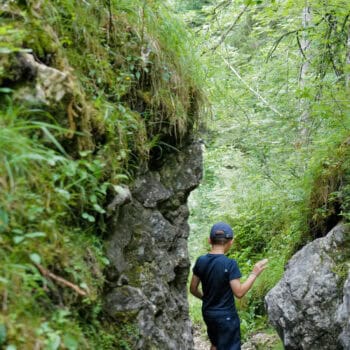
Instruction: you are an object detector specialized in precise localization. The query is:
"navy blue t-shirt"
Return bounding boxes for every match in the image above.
[193,254,241,314]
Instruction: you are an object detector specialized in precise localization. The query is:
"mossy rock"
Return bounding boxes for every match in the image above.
[307,140,350,239]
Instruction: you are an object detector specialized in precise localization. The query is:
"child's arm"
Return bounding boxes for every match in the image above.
[230,259,268,299]
[230,275,257,299]
[189,274,203,300]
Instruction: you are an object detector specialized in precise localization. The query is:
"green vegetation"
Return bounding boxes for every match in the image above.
[1,0,350,347]
[183,0,350,342]
[0,0,203,348]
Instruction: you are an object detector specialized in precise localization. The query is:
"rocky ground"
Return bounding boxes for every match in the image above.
[193,327,210,350]
[193,327,282,350]
[241,333,282,350]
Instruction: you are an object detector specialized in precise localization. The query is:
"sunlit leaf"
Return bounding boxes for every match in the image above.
[29,253,42,265]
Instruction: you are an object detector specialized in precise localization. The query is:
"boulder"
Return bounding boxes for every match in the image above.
[337,271,350,348]
[265,223,350,350]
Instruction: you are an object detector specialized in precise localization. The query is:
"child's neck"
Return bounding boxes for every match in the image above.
[210,245,226,254]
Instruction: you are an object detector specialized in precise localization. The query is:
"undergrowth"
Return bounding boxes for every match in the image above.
[0,101,110,348]
[185,0,350,342]
[0,0,204,348]
[189,135,350,342]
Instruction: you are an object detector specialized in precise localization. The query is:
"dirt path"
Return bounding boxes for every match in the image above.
[193,327,282,350]
[193,326,210,350]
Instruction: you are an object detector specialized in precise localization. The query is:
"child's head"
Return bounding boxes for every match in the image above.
[209,222,234,246]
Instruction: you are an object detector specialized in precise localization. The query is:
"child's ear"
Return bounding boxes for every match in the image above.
[208,237,212,245]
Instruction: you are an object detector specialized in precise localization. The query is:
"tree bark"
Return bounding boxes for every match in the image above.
[298,5,312,143]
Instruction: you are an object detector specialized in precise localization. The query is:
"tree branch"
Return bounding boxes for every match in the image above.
[34,263,88,297]
[220,54,283,117]
[266,29,299,61]
[296,32,307,60]
[105,0,113,44]
[266,19,324,62]
[213,0,232,15]
[2,289,8,312]
[210,4,250,53]
[341,13,349,32]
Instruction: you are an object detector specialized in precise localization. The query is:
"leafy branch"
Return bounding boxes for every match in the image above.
[266,19,325,62]
[220,53,283,117]
[209,3,250,53]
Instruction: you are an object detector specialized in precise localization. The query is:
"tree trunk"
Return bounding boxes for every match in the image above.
[346,23,350,88]
[299,5,312,142]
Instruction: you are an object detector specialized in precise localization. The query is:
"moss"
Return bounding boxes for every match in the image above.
[22,22,58,63]
[86,320,139,350]
[306,140,350,239]
[125,264,143,287]
[329,227,350,290]
[0,0,204,348]
[0,54,17,84]
[332,262,350,289]
[111,310,139,323]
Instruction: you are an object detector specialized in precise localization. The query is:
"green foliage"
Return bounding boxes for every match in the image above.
[0,0,204,348]
[185,0,350,342]
[41,0,205,148]
[0,24,27,54]
[0,101,111,348]
[86,321,140,350]
[174,0,214,11]
[188,292,206,328]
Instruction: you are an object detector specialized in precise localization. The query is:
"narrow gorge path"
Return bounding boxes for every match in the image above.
[193,326,282,350]
[193,327,210,350]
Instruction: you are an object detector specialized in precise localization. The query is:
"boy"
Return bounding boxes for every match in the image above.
[190,222,268,350]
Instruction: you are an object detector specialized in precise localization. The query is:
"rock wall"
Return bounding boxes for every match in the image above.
[104,142,203,349]
[2,52,202,348]
[265,223,350,350]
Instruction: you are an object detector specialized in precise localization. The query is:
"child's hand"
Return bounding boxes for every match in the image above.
[252,258,268,277]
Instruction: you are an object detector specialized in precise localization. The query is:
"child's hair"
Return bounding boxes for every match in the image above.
[210,237,231,245]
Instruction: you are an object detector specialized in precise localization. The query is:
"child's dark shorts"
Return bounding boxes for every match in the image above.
[203,310,241,350]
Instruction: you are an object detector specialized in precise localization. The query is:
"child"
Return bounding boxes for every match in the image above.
[190,222,268,350]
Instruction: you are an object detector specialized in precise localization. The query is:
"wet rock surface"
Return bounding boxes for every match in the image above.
[265,223,350,350]
[105,142,203,349]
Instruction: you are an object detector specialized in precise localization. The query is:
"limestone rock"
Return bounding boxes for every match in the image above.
[13,53,73,105]
[106,185,132,214]
[105,142,203,349]
[337,271,350,348]
[104,285,148,321]
[133,172,172,208]
[265,223,350,350]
